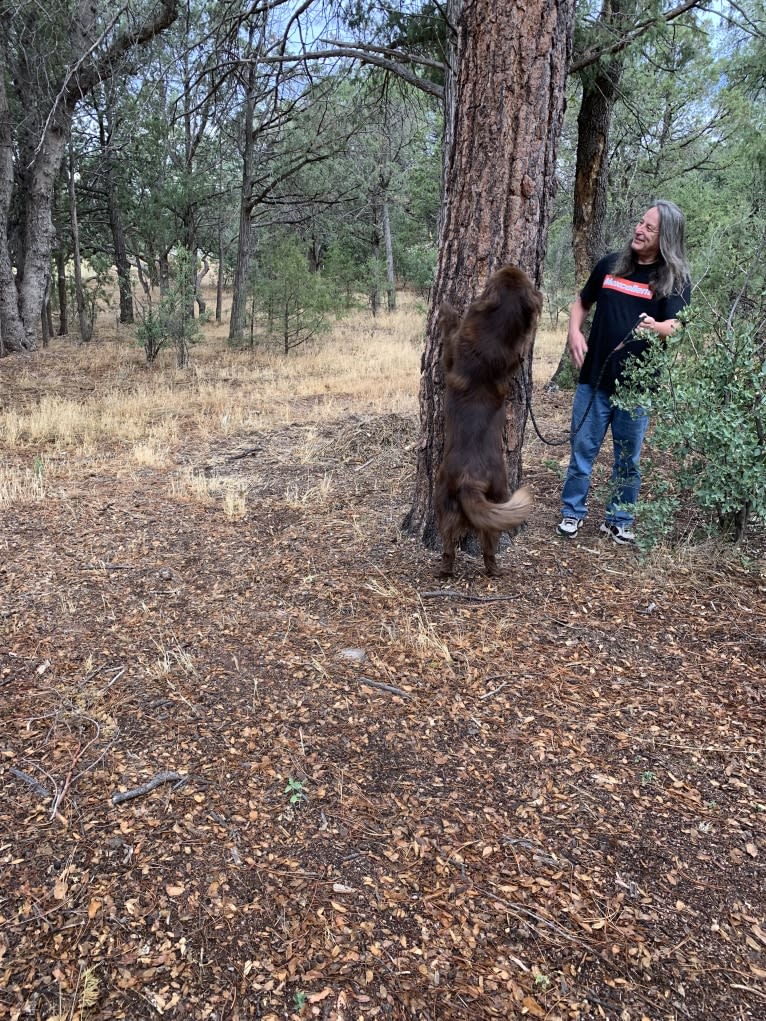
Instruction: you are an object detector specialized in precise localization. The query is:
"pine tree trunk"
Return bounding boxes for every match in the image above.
[68,145,93,344]
[403,0,575,545]
[383,194,396,312]
[56,248,68,335]
[216,231,224,324]
[229,38,260,345]
[100,99,134,325]
[549,0,635,388]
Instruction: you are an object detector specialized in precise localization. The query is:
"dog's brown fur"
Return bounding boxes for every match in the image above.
[435,265,543,577]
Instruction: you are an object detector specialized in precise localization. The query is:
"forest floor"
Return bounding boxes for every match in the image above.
[1,299,764,1021]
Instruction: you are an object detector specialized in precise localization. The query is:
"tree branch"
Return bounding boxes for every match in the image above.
[570,0,705,74]
[260,44,445,100]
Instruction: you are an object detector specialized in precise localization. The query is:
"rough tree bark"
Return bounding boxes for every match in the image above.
[382,188,396,312]
[56,247,68,335]
[195,256,210,315]
[229,18,267,345]
[403,0,575,546]
[548,0,637,388]
[68,144,93,343]
[229,74,258,344]
[99,96,135,324]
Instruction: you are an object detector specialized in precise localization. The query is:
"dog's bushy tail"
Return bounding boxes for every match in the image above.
[459,485,532,532]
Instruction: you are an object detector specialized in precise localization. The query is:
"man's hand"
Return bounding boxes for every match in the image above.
[568,328,588,369]
[637,312,679,338]
[567,296,590,369]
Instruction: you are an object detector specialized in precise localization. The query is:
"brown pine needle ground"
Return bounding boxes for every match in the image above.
[1,291,764,1021]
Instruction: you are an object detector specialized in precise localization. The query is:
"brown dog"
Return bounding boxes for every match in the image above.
[435,265,542,577]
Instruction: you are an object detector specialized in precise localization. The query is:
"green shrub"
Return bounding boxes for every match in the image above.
[614,306,766,547]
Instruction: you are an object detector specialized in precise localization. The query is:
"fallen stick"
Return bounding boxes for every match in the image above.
[112,771,186,806]
[479,681,509,700]
[420,590,517,603]
[228,446,263,461]
[9,766,50,799]
[358,677,412,699]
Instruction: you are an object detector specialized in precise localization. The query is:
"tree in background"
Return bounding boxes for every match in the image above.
[0,0,177,353]
[251,236,342,353]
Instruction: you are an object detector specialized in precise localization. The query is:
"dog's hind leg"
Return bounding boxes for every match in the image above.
[438,535,457,577]
[479,530,502,576]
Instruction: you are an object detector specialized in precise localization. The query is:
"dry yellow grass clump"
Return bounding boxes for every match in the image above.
[0,291,566,509]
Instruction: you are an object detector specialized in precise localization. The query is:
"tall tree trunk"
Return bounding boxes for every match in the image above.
[216,231,224,324]
[0,72,21,351]
[159,252,170,295]
[229,80,257,344]
[68,145,93,343]
[403,0,575,546]
[101,100,134,324]
[0,72,68,352]
[549,0,636,387]
[0,0,177,355]
[56,247,68,334]
[382,192,396,311]
[133,248,153,308]
[369,187,382,316]
[41,275,51,348]
[228,17,266,345]
[195,256,209,315]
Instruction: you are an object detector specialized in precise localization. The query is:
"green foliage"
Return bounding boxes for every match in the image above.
[397,242,436,297]
[293,990,307,1010]
[252,239,342,354]
[550,355,578,392]
[284,778,307,805]
[614,306,766,547]
[135,308,169,365]
[136,248,204,366]
[322,244,368,309]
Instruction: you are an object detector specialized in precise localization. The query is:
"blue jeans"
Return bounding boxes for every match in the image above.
[560,384,649,526]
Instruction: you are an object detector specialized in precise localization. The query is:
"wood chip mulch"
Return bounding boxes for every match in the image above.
[1,352,764,1021]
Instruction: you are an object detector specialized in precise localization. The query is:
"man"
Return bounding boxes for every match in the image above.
[557,200,691,544]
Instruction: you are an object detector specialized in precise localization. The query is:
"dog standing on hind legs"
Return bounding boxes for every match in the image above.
[435,265,543,578]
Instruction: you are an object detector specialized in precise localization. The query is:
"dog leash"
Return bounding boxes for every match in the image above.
[520,322,644,447]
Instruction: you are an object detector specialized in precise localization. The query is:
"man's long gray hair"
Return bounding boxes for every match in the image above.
[613,199,690,298]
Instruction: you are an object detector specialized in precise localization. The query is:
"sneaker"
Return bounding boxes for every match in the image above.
[557,516,583,538]
[600,522,635,545]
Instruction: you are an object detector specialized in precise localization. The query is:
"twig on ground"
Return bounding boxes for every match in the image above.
[358,677,412,699]
[81,563,136,571]
[480,681,509,700]
[112,771,186,805]
[50,723,103,820]
[228,446,263,461]
[9,766,50,799]
[482,886,599,951]
[354,455,379,473]
[420,590,517,603]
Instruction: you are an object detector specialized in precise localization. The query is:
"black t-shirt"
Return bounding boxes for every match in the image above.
[578,254,691,394]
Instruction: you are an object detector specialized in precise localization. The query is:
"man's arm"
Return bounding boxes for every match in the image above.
[637,313,680,338]
[567,296,591,369]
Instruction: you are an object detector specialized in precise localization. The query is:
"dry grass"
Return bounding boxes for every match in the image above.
[0,293,432,458]
[0,288,566,475]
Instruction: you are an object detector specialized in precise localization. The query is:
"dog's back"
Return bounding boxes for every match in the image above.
[436,266,542,577]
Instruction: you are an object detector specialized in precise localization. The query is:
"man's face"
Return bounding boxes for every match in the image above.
[631,206,661,264]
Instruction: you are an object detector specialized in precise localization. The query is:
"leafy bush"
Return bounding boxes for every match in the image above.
[397,242,436,298]
[253,238,342,353]
[135,248,204,367]
[614,306,766,547]
[135,308,168,364]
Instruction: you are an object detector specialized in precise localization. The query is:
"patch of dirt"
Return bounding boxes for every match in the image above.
[1,343,764,1021]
